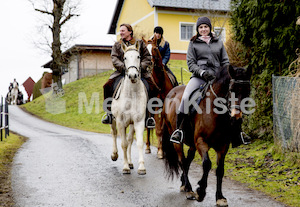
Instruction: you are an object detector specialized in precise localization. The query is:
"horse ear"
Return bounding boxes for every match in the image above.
[228,65,236,79]
[121,42,127,52]
[135,41,140,51]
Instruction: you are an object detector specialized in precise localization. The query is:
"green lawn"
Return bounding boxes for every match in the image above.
[0,131,27,206]
[21,60,299,207]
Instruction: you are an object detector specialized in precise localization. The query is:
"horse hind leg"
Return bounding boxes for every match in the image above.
[145,128,151,154]
[215,152,228,207]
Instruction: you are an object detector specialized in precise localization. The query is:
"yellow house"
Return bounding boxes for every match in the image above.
[108,0,231,59]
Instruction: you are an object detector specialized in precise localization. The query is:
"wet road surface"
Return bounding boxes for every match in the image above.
[9,106,287,207]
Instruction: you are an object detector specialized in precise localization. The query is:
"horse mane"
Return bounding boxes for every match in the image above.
[214,65,231,93]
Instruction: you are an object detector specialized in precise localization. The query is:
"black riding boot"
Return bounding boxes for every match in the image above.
[231,118,251,148]
[102,113,112,124]
[170,112,187,144]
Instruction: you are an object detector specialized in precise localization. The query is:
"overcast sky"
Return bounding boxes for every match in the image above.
[0,0,117,100]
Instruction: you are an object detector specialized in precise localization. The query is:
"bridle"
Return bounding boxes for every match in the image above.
[124,48,141,77]
[209,78,251,114]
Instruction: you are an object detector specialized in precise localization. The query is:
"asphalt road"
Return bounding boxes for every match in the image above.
[9,105,287,207]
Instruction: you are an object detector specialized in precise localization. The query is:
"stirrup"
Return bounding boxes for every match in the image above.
[170,129,183,144]
[101,113,112,124]
[240,132,251,145]
[146,117,156,129]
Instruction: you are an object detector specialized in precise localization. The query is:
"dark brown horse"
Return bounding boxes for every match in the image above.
[144,36,178,158]
[161,65,251,206]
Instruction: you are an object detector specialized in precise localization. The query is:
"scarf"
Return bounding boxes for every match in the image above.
[199,36,211,44]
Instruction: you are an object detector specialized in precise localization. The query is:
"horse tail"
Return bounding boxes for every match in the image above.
[162,120,180,179]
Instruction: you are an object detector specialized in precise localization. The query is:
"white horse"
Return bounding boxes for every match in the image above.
[11,81,19,105]
[110,42,148,175]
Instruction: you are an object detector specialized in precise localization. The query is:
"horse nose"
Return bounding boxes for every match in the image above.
[231,109,242,119]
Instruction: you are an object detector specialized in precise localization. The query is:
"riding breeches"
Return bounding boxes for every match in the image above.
[178,77,206,114]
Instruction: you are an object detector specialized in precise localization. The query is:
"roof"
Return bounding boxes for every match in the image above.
[22,77,35,98]
[42,44,112,68]
[108,0,231,34]
[147,0,231,11]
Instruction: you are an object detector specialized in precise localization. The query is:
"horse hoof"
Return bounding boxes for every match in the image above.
[216,198,228,207]
[180,186,185,192]
[137,169,146,175]
[122,169,131,174]
[157,152,163,159]
[111,153,118,161]
[196,188,206,202]
[145,148,151,154]
[129,163,134,169]
[185,191,196,200]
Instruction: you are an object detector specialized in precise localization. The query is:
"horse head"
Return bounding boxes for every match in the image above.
[122,42,141,83]
[227,65,252,120]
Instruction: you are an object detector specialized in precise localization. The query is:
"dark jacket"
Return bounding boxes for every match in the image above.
[110,37,152,79]
[157,38,171,65]
[187,34,229,78]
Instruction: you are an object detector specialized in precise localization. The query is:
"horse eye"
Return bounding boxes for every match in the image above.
[138,56,140,59]
[124,57,127,60]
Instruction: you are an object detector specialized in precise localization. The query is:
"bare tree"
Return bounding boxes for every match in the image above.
[29,0,80,90]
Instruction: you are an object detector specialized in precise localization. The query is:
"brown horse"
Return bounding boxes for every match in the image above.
[161,65,251,206]
[144,36,178,158]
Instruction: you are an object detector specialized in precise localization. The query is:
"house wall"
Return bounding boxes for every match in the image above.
[62,50,113,85]
[117,0,154,39]
[62,56,78,85]
[78,51,113,79]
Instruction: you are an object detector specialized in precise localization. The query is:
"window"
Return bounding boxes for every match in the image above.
[180,23,195,41]
[214,27,226,42]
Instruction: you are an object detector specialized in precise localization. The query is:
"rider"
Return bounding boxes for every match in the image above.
[170,16,229,144]
[102,23,157,128]
[151,26,178,85]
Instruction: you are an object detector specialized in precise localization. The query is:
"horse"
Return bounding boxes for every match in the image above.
[161,65,251,206]
[144,35,178,158]
[110,41,148,175]
[11,80,19,105]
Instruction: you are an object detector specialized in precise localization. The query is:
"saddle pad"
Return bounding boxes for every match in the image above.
[112,78,149,101]
[112,78,124,100]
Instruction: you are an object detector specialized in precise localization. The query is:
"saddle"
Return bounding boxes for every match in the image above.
[166,71,179,87]
[188,82,210,115]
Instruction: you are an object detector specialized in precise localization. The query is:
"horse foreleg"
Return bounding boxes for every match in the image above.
[111,120,118,161]
[154,113,164,159]
[179,147,196,200]
[119,124,130,174]
[196,151,211,202]
[135,122,146,175]
[215,151,228,207]
[127,125,134,169]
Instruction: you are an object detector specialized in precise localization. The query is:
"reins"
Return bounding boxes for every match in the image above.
[209,78,251,113]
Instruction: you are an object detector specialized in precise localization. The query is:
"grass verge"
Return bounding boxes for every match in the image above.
[0,131,27,207]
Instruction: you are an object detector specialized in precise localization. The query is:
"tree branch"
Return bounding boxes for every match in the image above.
[34,8,53,16]
[60,13,79,26]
